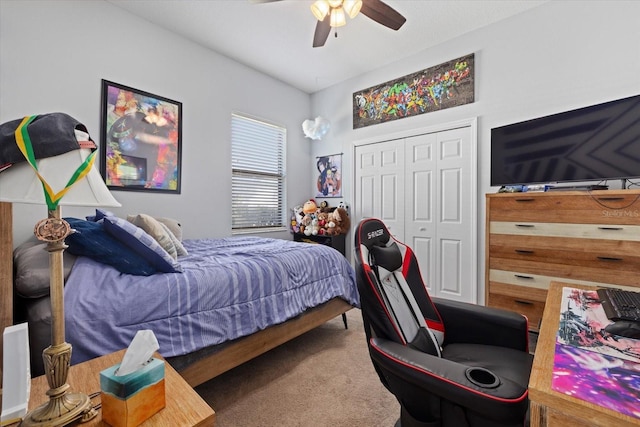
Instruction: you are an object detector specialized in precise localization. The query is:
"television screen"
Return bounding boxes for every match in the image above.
[491,94,640,187]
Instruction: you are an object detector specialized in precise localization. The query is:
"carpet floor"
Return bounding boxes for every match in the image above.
[194,308,538,427]
[194,308,400,427]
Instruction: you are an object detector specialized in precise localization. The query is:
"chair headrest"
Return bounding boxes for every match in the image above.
[370,242,403,272]
[356,218,391,249]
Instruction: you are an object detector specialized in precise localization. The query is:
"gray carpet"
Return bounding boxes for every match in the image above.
[194,308,538,426]
[194,308,400,427]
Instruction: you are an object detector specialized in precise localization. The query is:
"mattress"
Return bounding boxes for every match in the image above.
[64,236,359,364]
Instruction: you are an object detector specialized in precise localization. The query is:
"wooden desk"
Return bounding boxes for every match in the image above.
[529,282,640,427]
[25,350,215,427]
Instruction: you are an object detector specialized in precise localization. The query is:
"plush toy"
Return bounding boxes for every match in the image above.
[293,205,305,224]
[327,207,350,235]
[303,199,317,215]
[310,217,320,236]
[317,211,328,228]
[300,213,312,235]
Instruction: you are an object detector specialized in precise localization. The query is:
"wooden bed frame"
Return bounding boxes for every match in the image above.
[0,201,353,389]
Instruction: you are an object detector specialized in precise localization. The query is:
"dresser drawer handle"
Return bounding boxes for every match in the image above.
[515,249,534,254]
[597,256,623,262]
[515,224,534,228]
[514,274,534,280]
[596,197,626,201]
[514,198,535,202]
[598,226,623,231]
[514,300,534,306]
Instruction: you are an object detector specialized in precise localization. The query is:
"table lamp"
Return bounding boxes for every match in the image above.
[0,114,121,426]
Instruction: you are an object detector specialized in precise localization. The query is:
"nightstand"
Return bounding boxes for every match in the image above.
[293,233,346,257]
[23,349,215,427]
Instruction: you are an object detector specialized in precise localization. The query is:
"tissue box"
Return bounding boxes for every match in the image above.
[100,358,166,427]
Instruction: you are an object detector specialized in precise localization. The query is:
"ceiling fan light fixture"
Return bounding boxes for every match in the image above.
[327,0,343,8]
[343,0,362,19]
[311,0,330,21]
[330,7,346,27]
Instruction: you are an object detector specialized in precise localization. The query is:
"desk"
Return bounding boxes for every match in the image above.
[24,350,215,427]
[529,282,640,427]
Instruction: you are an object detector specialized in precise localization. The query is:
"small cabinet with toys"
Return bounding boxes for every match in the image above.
[293,233,346,257]
[290,199,350,257]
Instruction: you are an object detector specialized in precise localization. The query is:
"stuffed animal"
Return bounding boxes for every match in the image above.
[303,199,317,215]
[327,207,350,235]
[317,211,329,228]
[300,213,312,235]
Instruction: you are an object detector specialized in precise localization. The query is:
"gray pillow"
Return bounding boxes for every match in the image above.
[14,239,77,299]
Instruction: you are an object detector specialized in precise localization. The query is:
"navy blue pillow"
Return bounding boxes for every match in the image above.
[64,218,158,276]
[85,208,114,222]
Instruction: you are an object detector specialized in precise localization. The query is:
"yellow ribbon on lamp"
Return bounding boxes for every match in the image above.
[14,115,96,210]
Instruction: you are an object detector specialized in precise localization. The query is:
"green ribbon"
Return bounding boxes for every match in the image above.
[14,115,96,210]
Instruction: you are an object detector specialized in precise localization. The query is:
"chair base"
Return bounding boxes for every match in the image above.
[397,406,440,427]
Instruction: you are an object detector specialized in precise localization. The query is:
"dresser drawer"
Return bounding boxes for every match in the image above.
[490,255,640,286]
[487,284,546,331]
[488,192,640,224]
[489,221,640,241]
[488,234,640,268]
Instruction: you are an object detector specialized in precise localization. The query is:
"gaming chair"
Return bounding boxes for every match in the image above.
[354,218,533,427]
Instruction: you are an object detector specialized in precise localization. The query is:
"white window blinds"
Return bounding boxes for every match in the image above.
[231,113,286,232]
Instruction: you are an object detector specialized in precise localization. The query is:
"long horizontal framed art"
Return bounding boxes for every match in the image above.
[353,53,474,129]
[100,79,182,193]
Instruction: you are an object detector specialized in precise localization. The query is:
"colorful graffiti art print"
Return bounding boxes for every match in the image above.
[551,287,640,419]
[100,80,182,194]
[352,54,474,129]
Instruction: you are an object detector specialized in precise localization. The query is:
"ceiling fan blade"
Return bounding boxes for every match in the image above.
[313,16,331,48]
[360,0,406,31]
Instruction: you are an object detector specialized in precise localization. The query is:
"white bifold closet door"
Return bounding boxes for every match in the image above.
[355,123,477,303]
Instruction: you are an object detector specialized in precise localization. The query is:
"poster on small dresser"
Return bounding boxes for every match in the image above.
[551,287,640,419]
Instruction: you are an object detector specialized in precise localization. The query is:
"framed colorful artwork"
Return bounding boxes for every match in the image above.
[100,79,182,193]
[352,53,475,129]
[316,153,342,198]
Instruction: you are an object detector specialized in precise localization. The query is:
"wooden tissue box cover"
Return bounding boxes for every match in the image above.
[100,357,166,427]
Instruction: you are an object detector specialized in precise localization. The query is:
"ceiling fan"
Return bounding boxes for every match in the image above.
[254,0,406,48]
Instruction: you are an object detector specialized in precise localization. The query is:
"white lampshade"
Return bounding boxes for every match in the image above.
[343,0,362,18]
[311,0,330,20]
[330,7,346,27]
[0,131,120,208]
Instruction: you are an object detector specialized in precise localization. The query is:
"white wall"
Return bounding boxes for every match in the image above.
[310,0,640,300]
[0,0,312,246]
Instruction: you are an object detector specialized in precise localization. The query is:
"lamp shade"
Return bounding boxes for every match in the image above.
[343,0,362,18]
[311,0,330,20]
[0,130,120,207]
[330,7,346,27]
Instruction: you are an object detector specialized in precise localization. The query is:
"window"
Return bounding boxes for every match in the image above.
[231,113,286,232]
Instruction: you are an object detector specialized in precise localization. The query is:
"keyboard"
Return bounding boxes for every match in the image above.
[597,287,640,322]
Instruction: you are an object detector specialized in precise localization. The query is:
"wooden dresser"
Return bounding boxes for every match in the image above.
[485,189,640,331]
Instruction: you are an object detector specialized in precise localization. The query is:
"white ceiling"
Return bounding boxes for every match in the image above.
[106,0,548,94]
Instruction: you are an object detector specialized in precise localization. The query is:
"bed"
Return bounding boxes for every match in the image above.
[0,202,358,387]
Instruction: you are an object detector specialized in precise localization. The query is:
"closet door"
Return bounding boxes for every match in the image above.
[404,133,437,294]
[406,127,475,303]
[354,122,477,304]
[354,140,405,240]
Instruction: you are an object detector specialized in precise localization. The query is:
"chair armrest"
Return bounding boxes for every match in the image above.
[433,297,529,352]
[370,337,529,424]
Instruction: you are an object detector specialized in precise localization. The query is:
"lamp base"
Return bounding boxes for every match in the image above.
[19,392,96,427]
[19,343,97,427]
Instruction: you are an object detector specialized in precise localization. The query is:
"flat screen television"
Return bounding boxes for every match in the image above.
[490,94,640,187]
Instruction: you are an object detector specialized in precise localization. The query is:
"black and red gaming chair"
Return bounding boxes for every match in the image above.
[354,218,533,427]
